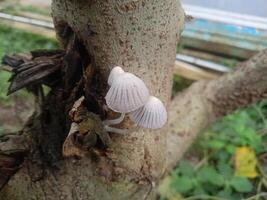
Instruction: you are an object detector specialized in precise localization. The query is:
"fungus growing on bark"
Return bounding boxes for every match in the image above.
[103,113,128,134]
[105,69,150,113]
[104,67,167,134]
[108,66,125,86]
[129,96,167,129]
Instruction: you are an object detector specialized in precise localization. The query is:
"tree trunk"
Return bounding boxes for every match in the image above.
[0,0,185,199]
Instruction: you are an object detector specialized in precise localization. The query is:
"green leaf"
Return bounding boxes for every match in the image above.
[193,186,206,196]
[207,140,225,149]
[178,160,194,177]
[217,188,233,199]
[197,166,224,186]
[233,123,246,134]
[213,151,231,162]
[225,144,236,154]
[217,162,233,180]
[217,189,240,200]
[173,176,193,193]
[230,177,253,193]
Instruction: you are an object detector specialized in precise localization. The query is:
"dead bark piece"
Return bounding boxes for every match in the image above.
[0,134,28,190]
[69,96,85,119]
[0,134,28,156]
[0,153,25,190]
[62,122,88,157]
[8,61,60,94]
[63,97,111,158]
[30,49,64,58]
[2,50,65,95]
[2,54,31,69]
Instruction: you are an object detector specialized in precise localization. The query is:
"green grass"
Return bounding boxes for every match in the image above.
[1,4,51,16]
[0,71,12,105]
[0,24,58,59]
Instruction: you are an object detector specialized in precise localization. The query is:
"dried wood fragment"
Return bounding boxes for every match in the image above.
[63,97,111,158]
[1,50,65,95]
[0,134,28,190]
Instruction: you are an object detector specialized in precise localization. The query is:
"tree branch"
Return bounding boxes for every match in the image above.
[167,49,267,170]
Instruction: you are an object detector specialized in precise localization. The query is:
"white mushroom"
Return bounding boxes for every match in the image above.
[105,72,150,113]
[129,96,167,129]
[103,113,125,126]
[108,66,125,86]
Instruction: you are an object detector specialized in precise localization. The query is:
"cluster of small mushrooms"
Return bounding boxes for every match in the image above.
[103,66,167,134]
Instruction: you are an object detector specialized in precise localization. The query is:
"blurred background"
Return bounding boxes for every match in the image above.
[0,0,267,199]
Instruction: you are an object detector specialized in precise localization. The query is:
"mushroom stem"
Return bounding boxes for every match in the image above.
[104,125,129,135]
[103,113,125,125]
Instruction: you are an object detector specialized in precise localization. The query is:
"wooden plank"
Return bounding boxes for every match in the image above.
[180,36,257,59]
[176,54,230,73]
[180,48,241,65]
[181,19,267,59]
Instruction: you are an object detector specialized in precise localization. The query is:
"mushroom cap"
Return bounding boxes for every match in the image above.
[129,96,167,129]
[108,66,125,86]
[105,72,150,113]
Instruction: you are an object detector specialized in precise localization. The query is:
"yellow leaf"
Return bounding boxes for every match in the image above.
[234,147,258,178]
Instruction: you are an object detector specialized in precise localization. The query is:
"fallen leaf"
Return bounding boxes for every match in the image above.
[234,147,258,178]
